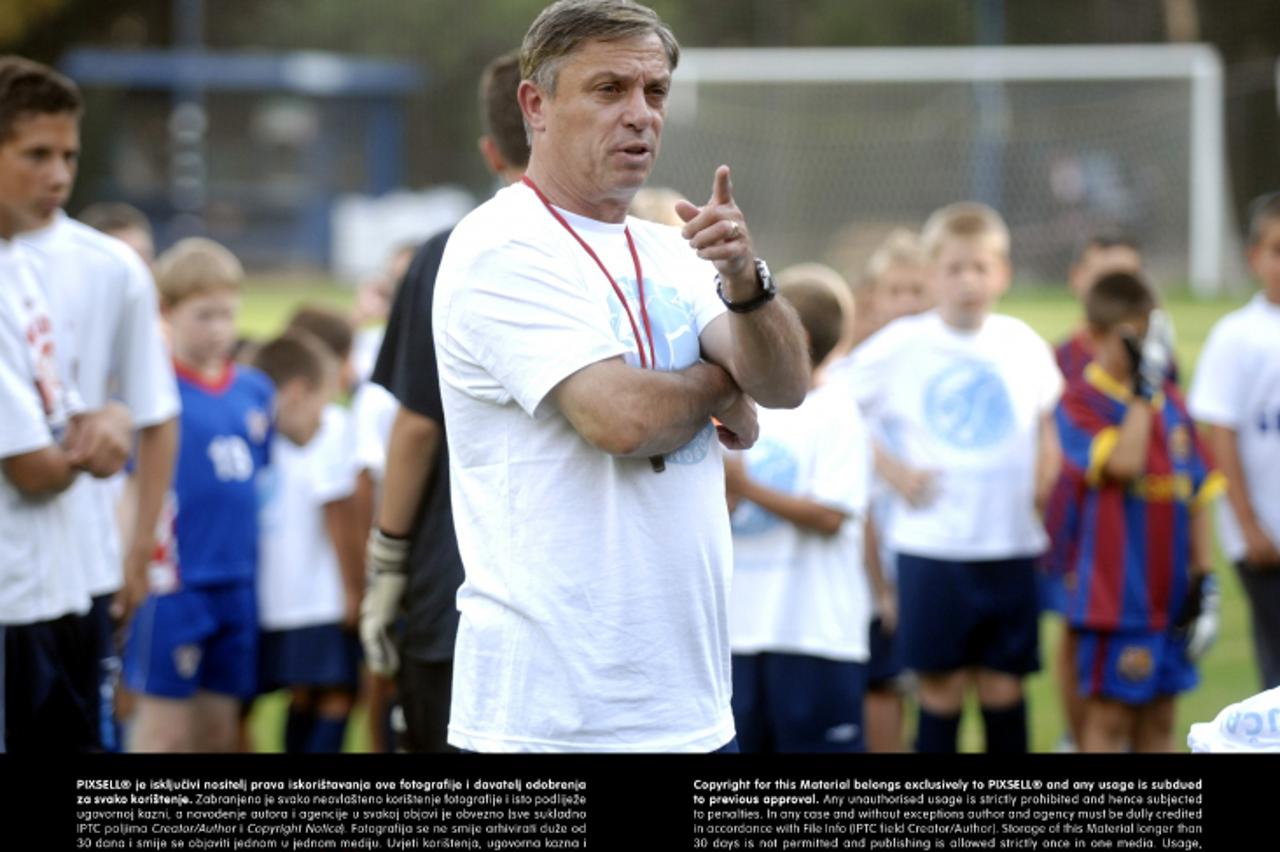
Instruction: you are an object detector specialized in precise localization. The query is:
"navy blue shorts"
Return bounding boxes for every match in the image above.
[122,582,258,700]
[1076,628,1198,704]
[866,615,905,689]
[258,623,361,694]
[4,613,98,752]
[731,652,867,753]
[897,553,1040,676]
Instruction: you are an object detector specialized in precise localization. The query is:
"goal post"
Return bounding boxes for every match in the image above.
[656,45,1234,295]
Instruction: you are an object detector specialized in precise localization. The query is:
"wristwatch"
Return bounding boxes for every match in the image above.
[716,258,776,313]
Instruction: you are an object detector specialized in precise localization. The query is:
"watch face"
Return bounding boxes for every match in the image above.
[755,259,776,293]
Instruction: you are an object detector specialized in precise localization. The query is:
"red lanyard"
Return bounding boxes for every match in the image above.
[521,175,657,369]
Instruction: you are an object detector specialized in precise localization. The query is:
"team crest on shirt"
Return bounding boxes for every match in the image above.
[173,645,202,680]
[924,360,1014,450]
[1117,646,1154,682]
[1169,424,1192,462]
[607,276,710,465]
[246,408,270,444]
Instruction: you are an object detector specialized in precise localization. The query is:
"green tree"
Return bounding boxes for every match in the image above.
[0,0,68,47]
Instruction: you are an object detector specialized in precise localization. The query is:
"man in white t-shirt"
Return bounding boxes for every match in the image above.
[433,0,809,753]
[843,202,1064,754]
[4,56,180,752]
[1188,192,1280,690]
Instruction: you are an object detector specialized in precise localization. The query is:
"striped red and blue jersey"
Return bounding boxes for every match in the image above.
[162,361,274,588]
[1055,330,1095,384]
[1055,363,1224,632]
[1042,331,1101,580]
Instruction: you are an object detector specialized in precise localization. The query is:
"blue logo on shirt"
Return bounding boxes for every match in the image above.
[731,438,798,535]
[924,361,1014,450]
[609,277,701,372]
[611,276,709,466]
[667,421,715,466]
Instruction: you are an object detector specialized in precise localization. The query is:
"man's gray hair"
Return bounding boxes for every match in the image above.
[520,0,679,94]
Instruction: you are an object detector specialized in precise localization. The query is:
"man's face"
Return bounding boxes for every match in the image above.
[0,111,78,239]
[525,34,671,214]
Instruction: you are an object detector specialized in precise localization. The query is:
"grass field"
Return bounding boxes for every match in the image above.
[238,278,1262,753]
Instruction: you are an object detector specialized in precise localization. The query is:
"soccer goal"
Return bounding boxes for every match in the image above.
[654,45,1235,294]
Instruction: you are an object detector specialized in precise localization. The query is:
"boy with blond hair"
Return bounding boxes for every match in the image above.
[1189,192,1280,690]
[844,202,1063,753]
[1058,271,1220,752]
[122,238,274,752]
[863,228,932,334]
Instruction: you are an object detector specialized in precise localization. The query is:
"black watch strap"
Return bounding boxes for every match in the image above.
[717,259,775,314]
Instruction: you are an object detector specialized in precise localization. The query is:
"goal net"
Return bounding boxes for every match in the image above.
[652,45,1239,294]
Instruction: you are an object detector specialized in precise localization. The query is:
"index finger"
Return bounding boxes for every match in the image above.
[712,164,733,205]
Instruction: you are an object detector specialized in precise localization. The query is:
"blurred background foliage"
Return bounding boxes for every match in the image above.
[5,0,1279,218]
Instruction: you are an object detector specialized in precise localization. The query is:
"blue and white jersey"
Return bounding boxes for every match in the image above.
[162,361,273,588]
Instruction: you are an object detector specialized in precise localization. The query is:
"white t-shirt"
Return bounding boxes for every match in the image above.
[843,310,1063,560]
[1187,293,1280,562]
[351,326,384,384]
[351,379,397,482]
[0,241,93,624]
[21,212,180,596]
[729,381,873,662]
[257,405,357,630]
[435,182,733,753]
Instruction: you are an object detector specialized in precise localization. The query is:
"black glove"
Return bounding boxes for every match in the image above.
[1174,574,1220,661]
[1120,332,1154,400]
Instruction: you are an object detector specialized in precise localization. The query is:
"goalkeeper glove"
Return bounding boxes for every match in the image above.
[1120,331,1160,401]
[1176,573,1220,662]
[360,529,410,676]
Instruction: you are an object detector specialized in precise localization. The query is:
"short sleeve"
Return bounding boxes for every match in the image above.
[113,254,180,427]
[441,239,631,419]
[351,381,396,478]
[1187,316,1243,428]
[1056,383,1118,486]
[629,219,725,339]
[373,231,446,421]
[676,240,726,336]
[308,407,357,505]
[841,322,903,420]
[0,322,53,459]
